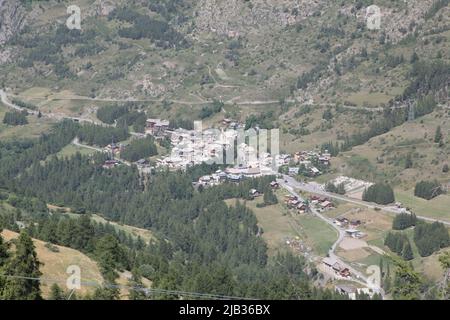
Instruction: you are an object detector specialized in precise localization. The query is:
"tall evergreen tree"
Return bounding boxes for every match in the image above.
[0,231,9,266]
[391,259,422,300]
[128,268,147,300]
[0,231,42,300]
[49,283,66,300]
[434,126,443,143]
[402,242,414,261]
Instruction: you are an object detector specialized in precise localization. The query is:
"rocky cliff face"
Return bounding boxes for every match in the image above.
[193,0,325,37]
[192,0,439,42]
[0,0,26,45]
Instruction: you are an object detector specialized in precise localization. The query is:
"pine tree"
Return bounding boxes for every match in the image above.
[0,232,10,295]
[337,183,346,195]
[49,283,65,300]
[128,268,147,300]
[384,263,391,293]
[402,242,414,261]
[405,153,413,169]
[0,231,9,266]
[1,231,42,300]
[439,252,450,298]
[434,126,443,143]
[391,259,422,300]
[263,188,278,205]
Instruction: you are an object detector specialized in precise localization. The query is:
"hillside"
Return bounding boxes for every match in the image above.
[1,229,103,298]
[0,229,152,299]
[0,0,449,302]
[0,0,447,117]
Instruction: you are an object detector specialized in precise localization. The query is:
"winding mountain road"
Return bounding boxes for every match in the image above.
[280,175,450,226]
[278,179,380,293]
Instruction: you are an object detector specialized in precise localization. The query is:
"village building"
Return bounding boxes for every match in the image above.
[270,181,280,189]
[145,118,170,137]
[249,189,261,197]
[227,174,242,183]
[102,159,120,169]
[345,229,365,239]
[323,257,351,278]
[288,167,300,176]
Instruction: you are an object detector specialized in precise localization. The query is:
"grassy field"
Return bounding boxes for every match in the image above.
[0,102,54,140]
[226,190,338,257]
[1,229,154,299]
[395,189,450,222]
[345,91,396,107]
[55,144,98,158]
[59,211,156,245]
[90,214,156,245]
[225,196,298,256]
[295,215,338,256]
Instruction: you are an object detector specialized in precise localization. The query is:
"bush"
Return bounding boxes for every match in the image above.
[384,232,414,260]
[44,242,60,253]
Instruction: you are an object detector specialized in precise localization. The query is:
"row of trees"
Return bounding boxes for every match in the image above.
[384,232,414,260]
[77,123,130,147]
[0,120,79,189]
[414,222,450,257]
[414,180,442,200]
[325,182,346,195]
[392,213,417,230]
[120,136,158,162]
[96,104,129,125]
[2,111,28,126]
[11,98,37,111]
[199,101,224,119]
[362,183,395,205]
[109,7,188,49]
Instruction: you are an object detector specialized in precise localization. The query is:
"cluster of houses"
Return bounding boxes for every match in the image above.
[322,257,351,278]
[285,150,332,178]
[156,127,236,170]
[284,195,309,213]
[195,170,228,188]
[309,195,335,211]
[334,217,362,228]
[294,150,331,166]
[153,123,288,176]
[333,217,366,239]
[105,142,123,157]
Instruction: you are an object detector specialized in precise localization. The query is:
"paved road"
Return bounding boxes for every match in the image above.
[0,89,40,115]
[72,137,135,167]
[5,87,448,111]
[1,89,108,126]
[280,175,450,226]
